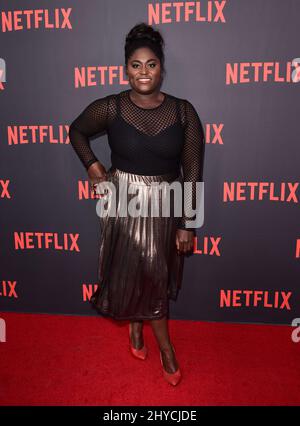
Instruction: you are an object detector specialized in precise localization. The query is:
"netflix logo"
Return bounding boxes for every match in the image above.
[82,283,99,302]
[0,281,18,298]
[226,60,296,85]
[0,180,11,199]
[1,8,72,32]
[194,236,221,256]
[223,182,299,203]
[220,289,292,310]
[7,125,70,145]
[13,232,80,251]
[148,1,227,25]
[295,239,300,258]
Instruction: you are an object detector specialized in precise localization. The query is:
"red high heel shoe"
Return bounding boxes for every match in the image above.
[160,344,182,386]
[128,323,148,360]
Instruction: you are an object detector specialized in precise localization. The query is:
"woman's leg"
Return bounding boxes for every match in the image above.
[149,316,179,373]
[129,320,144,349]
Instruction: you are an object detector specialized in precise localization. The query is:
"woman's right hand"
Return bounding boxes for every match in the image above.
[176,229,194,255]
[87,161,108,196]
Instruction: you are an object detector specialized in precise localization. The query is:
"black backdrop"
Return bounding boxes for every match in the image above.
[0,0,299,324]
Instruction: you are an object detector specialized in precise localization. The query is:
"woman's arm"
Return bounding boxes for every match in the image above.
[178,99,205,234]
[68,96,109,171]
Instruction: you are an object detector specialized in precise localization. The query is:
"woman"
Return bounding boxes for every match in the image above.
[68,22,205,386]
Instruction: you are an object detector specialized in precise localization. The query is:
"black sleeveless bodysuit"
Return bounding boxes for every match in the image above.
[68,89,205,231]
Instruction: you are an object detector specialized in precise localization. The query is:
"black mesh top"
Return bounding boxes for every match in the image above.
[68,89,205,231]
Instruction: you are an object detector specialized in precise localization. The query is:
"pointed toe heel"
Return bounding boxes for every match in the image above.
[160,344,182,386]
[128,323,148,360]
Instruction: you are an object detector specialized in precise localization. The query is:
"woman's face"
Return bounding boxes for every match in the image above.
[126,47,163,93]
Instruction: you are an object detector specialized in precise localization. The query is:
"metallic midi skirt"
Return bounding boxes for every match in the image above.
[90,166,185,321]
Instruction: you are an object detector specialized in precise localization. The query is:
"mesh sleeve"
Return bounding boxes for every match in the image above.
[68,96,109,171]
[178,99,205,233]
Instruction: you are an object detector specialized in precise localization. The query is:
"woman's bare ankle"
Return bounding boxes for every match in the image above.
[130,321,144,349]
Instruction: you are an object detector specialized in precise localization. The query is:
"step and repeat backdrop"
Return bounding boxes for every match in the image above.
[0,0,299,325]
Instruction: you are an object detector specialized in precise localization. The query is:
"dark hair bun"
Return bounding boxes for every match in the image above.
[125,22,164,48]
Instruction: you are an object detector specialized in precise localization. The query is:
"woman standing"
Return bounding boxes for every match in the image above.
[68,22,205,386]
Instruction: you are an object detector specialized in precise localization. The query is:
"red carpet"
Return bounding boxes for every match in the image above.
[0,312,299,406]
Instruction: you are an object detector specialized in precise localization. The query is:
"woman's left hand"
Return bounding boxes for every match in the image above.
[176,229,195,254]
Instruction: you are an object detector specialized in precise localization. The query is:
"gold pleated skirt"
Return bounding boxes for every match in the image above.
[89,166,184,321]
